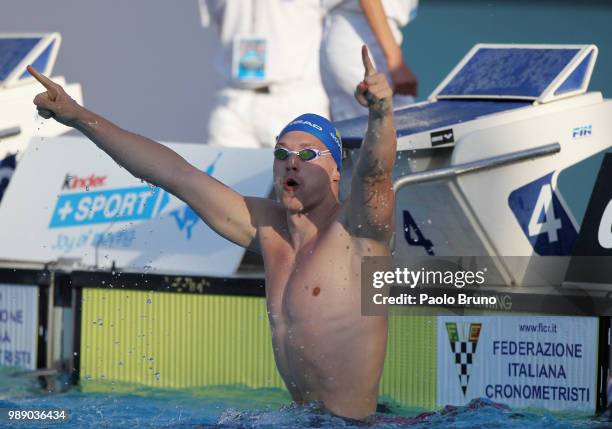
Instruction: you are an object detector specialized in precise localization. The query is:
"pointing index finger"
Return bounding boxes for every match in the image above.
[361,45,376,77]
[27,65,58,100]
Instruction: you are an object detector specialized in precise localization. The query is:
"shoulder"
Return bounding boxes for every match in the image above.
[329,211,391,259]
[244,198,287,254]
[336,202,390,240]
[245,197,285,227]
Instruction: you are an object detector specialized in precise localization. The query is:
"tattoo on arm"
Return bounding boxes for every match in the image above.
[360,156,390,213]
[358,154,387,184]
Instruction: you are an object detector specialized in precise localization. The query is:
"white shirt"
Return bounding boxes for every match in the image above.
[321,0,418,27]
[199,0,324,87]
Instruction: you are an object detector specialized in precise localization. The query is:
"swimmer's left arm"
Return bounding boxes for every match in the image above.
[348,45,397,242]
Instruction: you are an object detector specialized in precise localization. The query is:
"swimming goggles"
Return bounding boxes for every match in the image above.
[273,147,331,162]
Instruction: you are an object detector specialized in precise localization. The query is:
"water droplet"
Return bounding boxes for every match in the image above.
[97,318,104,326]
[154,372,161,381]
[146,298,152,305]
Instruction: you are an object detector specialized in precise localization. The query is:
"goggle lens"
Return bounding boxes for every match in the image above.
[298,149,317,161]
[274,148,290,160]
[273,148,319,161]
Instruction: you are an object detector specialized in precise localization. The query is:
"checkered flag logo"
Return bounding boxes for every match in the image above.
[445,322,482,395]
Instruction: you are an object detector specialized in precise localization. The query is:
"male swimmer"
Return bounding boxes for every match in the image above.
[29,45,397,420]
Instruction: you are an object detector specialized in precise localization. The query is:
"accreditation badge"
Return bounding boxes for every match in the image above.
[232,36,268,84]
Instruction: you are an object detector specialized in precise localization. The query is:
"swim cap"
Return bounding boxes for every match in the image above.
[277,113,343,170]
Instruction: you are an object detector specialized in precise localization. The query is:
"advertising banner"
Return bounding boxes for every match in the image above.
[0,137,273,276]
[436,316,597,412]
[0,284,38,370]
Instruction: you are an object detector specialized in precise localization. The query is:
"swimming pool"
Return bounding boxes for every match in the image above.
[0,367,604,428]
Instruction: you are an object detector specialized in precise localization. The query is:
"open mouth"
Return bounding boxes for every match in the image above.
[283,177,300,191]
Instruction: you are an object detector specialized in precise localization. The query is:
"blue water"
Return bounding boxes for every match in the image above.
[0,368,606,428]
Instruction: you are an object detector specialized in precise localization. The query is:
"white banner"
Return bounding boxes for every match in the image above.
[0,136,273,276]
[0,284,38,370]
[436,316,597,412]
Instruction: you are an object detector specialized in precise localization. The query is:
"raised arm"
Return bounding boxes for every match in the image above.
[359,0,417,97]
[28,66,264,248]
[348,46,396,242]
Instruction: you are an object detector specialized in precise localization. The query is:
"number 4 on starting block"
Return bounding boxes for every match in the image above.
[508,173,578,255]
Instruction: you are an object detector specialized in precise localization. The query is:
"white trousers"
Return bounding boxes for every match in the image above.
[321,10,415,121]
[205,82,329,148]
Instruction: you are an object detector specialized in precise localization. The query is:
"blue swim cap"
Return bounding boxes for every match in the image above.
[277,113,343,170]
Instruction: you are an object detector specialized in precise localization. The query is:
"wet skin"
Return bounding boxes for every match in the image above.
[27,45,396,420]
[256,132,389,418]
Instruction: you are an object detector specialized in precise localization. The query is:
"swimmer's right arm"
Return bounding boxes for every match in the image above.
[28,65,263,248]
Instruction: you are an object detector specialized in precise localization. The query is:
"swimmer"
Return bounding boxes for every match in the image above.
[28,45,396,420]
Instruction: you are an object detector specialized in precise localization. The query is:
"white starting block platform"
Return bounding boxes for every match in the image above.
[0,33,82,160]
[337,44,611,287]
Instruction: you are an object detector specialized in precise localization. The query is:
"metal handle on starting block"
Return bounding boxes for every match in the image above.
[393,142,561,193]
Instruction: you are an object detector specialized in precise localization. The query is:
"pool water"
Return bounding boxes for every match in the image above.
[0,367,607,428]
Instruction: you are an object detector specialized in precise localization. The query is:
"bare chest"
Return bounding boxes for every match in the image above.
[260,225,361,325]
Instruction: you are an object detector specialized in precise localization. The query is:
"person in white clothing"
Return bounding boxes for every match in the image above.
[321,0,418,121]
[200,0,330,148]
